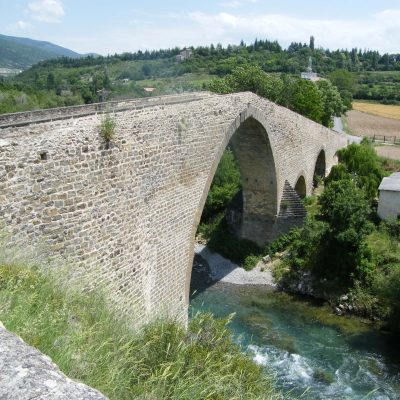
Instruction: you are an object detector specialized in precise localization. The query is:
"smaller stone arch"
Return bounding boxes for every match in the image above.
[294,175,306,199]
[313,149,326,188]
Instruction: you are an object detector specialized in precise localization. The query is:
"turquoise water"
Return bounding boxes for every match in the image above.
[189,283,400,399]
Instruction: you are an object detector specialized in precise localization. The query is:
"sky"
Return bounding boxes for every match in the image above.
[1,0,400,55]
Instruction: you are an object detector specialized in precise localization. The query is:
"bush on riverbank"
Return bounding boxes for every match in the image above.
[0,261,282,399]
[274,140,400,332]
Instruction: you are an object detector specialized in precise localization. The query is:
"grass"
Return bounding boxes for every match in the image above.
[378,155,400,172]
[0,260,283,399]
[353,101,400,120]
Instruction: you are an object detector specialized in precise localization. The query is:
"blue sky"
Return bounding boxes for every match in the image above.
[1,0,400,54]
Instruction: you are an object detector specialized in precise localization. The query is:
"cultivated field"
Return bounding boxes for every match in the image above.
[346,110,400,140]
[352,102,400,120]
[375,145,400,160]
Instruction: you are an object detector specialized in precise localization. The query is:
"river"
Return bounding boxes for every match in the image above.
[189,261,400,399]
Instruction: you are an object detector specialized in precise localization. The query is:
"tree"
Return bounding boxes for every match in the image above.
[208,65,343,126]
[328,69,357,110]
[208,65,283,102]
[317,179,374,282]
[326,139,385,201]
[142,64,151,77]
[309,35,315,51]
[316,79,344,127]
[283,78,323,123]
[46,72,56,91]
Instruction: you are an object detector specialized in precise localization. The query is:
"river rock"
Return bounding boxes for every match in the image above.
[0,322,107,400]
[335,307,343,316]
[262,255,271,263]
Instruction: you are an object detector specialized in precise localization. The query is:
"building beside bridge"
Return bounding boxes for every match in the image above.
[378,172,400,220]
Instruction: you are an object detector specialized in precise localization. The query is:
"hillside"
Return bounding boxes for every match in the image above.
[1,37,399,114]
[0,34,82,70]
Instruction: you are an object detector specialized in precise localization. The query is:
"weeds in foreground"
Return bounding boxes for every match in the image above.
[0,263,283,400]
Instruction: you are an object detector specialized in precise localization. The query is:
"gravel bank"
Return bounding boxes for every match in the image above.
[194,244,277,287]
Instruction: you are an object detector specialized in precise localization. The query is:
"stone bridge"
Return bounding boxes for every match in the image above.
[0,92,347,325]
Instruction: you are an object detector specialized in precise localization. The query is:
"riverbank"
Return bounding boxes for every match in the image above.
[194,243,277,287]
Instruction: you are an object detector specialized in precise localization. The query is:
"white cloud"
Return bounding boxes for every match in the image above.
[16,20,29,30]
[57,8,400,55]
[5,20,33,33]
[27,0,64,23]
[184,10,400,53]
[220,0,259,9]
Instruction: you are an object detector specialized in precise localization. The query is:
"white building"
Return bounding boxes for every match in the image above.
[377,173,400,220]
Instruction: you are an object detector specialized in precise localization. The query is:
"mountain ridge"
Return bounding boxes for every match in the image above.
[0,33,84,70]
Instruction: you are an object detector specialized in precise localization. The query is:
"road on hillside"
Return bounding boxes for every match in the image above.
[333,116,361,144]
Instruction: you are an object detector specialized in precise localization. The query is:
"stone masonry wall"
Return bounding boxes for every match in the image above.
[0,92,348,325]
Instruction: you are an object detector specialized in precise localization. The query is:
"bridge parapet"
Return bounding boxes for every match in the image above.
[0,92,210,129]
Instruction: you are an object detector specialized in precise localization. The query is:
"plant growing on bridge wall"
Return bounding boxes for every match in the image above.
[99,114,116,147]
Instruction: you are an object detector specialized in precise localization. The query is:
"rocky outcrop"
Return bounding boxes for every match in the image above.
[0,322,107,400]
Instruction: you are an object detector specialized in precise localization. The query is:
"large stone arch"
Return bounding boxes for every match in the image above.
[294,175,307,199]
[313,149,326,188]
[184,111,278,306]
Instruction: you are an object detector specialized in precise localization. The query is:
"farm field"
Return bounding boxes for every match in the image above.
[346,109,400,140]
[375,145,400,161]
[353,101,400,120]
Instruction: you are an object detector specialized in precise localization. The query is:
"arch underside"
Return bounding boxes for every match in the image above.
[314,150,326,187]
[294,175,306,199]
[229,117,278,247]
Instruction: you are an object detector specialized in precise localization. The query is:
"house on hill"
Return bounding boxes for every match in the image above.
[176,48,192,62]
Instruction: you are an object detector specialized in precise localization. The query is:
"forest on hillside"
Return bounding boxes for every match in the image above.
[1,37,399,114]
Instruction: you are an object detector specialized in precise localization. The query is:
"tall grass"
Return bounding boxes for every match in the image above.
[378,156,400,173]
[0,262,283,399]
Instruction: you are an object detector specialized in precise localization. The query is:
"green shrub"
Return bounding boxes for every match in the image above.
[99,115,116,144]
[326,139,386,201]
[374,265,400,333]
[244,255,262,271]
[265,229,301,257]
